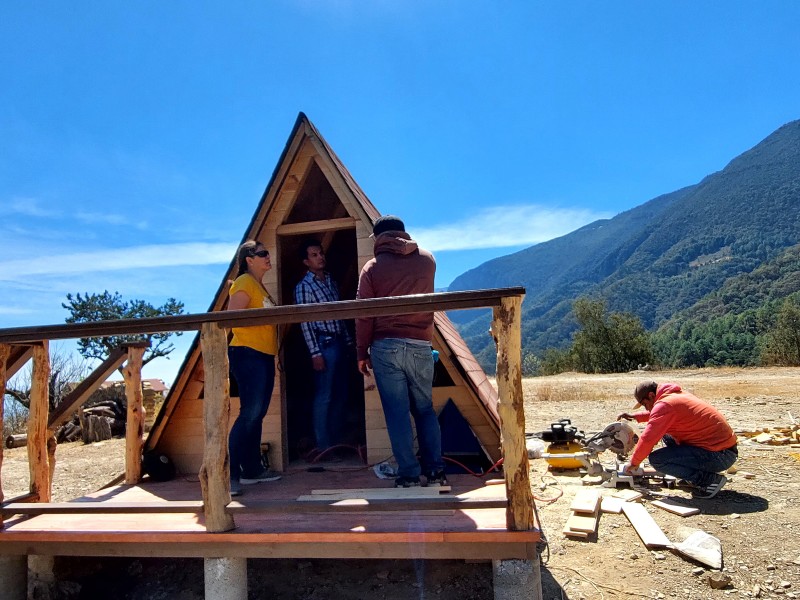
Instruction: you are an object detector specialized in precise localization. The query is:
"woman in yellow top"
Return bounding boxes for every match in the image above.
[227,240,281,496]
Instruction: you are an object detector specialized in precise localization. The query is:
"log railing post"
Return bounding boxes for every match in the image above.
[492,296,535,531]
[199,322,235,532]
[28,341,51,503]
[0,343,9,529]
[123,345,146,484]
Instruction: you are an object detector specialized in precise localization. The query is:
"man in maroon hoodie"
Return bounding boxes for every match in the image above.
[356,215,446,488]
[618,381,738,498]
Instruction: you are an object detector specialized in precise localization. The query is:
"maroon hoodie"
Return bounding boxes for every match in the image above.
[355,231,436,361]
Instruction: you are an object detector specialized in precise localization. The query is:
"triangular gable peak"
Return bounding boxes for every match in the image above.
[148,113,501,474]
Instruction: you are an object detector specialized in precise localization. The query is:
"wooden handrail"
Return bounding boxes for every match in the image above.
[0,287,525,344]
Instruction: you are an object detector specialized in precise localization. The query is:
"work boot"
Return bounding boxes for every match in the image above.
[424,470,448,487]
[394,476,421,488]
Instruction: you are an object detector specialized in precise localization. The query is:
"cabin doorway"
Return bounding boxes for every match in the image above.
[278,227,365,462]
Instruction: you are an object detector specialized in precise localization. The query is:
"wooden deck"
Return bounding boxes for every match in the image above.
[0,465,540,561]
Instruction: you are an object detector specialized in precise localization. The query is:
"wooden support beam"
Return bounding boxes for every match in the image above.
[123,346,145,484]
[28,341,51,503]
[276,216,356,235]
[199,322,235,532]
[492,296,535,532]
[47,346,129,430]
[4,344,32,379]
[0,344,8,529]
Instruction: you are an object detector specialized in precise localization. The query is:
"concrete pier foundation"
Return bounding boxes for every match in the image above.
[492,558,542,600]
[204,557,247,600]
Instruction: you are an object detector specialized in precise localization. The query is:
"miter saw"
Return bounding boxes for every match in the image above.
[531,418,664,488]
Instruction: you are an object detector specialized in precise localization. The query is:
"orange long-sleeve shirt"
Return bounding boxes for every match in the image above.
[630,383,737,467]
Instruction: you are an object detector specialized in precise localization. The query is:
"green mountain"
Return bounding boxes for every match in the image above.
[449,119,800,370]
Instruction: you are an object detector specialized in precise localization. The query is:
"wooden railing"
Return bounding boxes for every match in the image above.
[0,287,533,533]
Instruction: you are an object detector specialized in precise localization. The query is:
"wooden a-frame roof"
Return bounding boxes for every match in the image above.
[147,112,499,452]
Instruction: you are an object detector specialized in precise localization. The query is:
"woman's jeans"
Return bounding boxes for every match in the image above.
[649,435,738,487]
[228,346,275,480]
[370,338,444,479]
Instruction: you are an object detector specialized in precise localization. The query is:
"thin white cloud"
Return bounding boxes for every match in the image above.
[0,242,237,282]
[0,197,61,218]
[75,211,148,229]
[412,204,612,252]
[0,305,34,316]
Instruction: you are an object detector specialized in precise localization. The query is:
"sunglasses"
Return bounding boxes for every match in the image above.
[252,250,269,258]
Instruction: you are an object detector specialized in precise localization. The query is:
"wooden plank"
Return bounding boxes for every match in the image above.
[651,500,701,517]
[612,489,643,501]
[0,496,506,517]
[622,502,672,548]
[600,496,627,514]
[124,346,145,484]
[0,288,525,344]
[198,322,235,532]
[562,524,589,538]
[28,342,51,503]
[2,501,205,515]
[492,295,534,532]
[297,489,451,501]
[570,488,601,514]
[0,538,537,561]
[233,497,505,512]
[564,512,598,534]
[276,217,357,235]
[310,487,451,496]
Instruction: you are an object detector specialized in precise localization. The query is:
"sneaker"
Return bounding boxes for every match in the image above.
[394,476,421,488]
[424,470,448,487]
[240,469,282,485]
[693,474,727,498]
[230,480,243,497]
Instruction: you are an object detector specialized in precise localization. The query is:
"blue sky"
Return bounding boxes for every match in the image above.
[2,1,800,385]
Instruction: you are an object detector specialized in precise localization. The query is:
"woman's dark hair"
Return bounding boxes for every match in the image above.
[235,240,263,276]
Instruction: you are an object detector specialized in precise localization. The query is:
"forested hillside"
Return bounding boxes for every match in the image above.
[449,119,800,371]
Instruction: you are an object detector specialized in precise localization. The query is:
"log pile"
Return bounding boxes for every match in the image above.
[5,381,165,448]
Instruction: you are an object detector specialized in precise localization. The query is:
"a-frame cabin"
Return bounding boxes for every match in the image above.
[146,113,502,475]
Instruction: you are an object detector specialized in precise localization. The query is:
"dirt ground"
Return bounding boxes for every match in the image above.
[2,366,800,599]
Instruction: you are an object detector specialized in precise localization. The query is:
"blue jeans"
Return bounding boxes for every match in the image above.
[228,346,275,480]
[649,435,737,487]
[370,338,443,479]
[312,337,349,449]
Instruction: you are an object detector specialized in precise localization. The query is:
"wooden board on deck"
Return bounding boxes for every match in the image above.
[310,487,451,496]
[298,488,451,501]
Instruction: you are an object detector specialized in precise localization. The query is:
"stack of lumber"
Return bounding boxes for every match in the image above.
[737,420,800,446]
[563,488,601,538]
[564,487,698,546]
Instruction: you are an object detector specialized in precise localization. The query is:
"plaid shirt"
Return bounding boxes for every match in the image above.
[294,271,352,356]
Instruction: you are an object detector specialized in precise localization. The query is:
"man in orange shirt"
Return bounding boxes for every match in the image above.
[618,381,737,498]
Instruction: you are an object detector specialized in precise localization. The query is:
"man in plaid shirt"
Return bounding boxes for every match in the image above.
[294,239,353,454]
